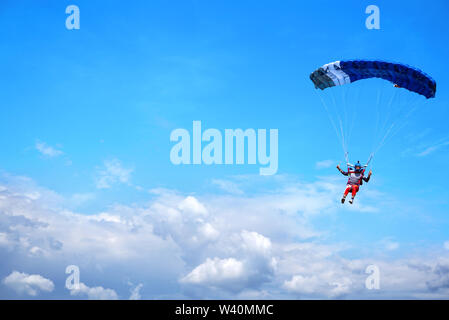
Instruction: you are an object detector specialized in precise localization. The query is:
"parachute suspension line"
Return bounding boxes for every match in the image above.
[366,81,401,168]
[341,85,349,146]
[370,90,423,160]
[367,83,385,167]
[375,85,425,156]
[377,87,398,144]
[371,87,383,155]
[317,91,348,163]
[318,94,340,141]
[331,89,349,160]
[339,118,347,161]
[346,81,362,155]
[364,88,379,169]
[342,82,365,167]
[375,101,422,154]
[342,84,355,153]
[375,122,396,155]
[318,93,342,143]
[366,152,374,167]
[370,87,399,154]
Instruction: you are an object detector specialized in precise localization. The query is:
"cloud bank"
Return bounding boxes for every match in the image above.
[3,271,54,296]
[0,173,449,299]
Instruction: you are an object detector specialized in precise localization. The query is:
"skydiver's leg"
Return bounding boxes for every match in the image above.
[352,185,359,197]
[343,185,351,197]
[349,185,359,204]
[342,185,351,203]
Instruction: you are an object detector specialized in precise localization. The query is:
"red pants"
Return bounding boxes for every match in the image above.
[344,184,359,198]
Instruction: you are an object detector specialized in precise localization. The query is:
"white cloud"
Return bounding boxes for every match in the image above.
[0,232,12,249]
[211,179,244,195]
[70,193,95,206]
[35,141,63,158]
[178,196,208,216]
[384,241,399,251]
[284,274,353,298]
[181,257,244,285]
[129,283,143,300]
[376,238,400,251]
[240,230,272,256]
[284,274,322,294]
[444,241,449,251]
[95,159,133,189]
[316,160,335,169]
[199,223,219,240]
[386,242,399,251]
[180,230,276,293]
[70,282,118,300]
[3,271,54,296]
[417,140,449,157]
[278,242,357,298]
[89,212,122,223]
[29,246,47,256]
[404,134,449,157]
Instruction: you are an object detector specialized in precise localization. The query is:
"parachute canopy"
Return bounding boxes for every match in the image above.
[310,60,436,99]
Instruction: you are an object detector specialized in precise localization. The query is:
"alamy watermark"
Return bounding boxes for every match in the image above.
[365,5,380,30]
[365,264,380,290]
[65,265,80,290]
[66,5,80,30]
[170,121,278,175]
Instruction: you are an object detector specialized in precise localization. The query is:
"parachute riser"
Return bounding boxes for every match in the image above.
[345,152,373,170]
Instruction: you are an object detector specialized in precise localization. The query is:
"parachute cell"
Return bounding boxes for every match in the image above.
[310,60,436,99]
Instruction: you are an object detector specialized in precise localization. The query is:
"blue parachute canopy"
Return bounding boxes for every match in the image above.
[310,60,436,99]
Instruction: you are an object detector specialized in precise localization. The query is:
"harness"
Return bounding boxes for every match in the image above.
[346,166,365,186]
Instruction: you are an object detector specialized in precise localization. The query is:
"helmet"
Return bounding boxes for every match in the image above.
[354,161,362,172]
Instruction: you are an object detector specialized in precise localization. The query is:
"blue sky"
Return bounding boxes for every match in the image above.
[1,0,449,299]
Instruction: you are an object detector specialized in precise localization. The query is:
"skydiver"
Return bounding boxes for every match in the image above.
[336,161,372,204]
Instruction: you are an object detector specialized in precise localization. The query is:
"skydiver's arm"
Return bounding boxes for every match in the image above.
[336,165,348,176]
[363,170,372,182]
